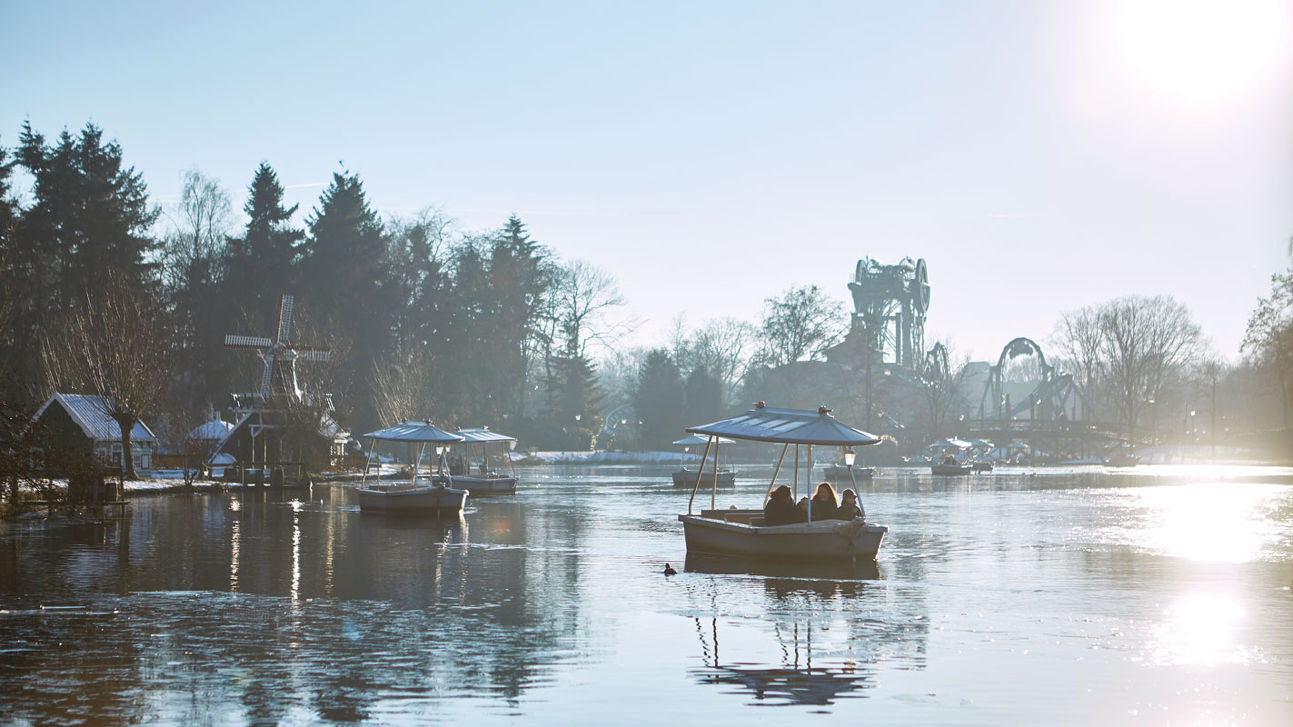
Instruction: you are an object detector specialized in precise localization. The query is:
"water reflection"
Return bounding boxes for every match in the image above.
[0,466,1290,724]
[691,617,875,706]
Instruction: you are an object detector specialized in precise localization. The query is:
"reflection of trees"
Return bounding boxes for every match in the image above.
[0,485,593,722]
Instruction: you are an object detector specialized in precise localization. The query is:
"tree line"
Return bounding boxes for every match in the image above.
[0,120,1287,470]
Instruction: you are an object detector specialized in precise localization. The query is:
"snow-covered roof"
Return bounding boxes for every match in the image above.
[363,421,462,443]
[687,405,880,446]
[454,427,516,444]
[34,393,158,444]
[672,434,734,447]
[188,416,235,441]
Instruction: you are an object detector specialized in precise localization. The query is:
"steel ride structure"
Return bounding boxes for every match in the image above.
[970,337,1114,459]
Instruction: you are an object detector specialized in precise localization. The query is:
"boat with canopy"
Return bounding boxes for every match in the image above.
[671,434,736,488]
[355,421,468,514]
[677,403,888,560]
[433,427,519,494]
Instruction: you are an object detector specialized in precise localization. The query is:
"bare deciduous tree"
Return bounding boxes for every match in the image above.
[757,285,846,368]
[1243,270,1293,431]
[551,259,634,359]
[42,278,174,479]
[160,169,232,290]
[1098,295,1203,443]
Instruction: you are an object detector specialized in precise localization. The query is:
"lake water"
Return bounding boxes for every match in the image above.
[2,465,1292,726]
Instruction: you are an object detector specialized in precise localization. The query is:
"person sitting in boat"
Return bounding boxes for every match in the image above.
[942,454,958,466]
[763,485,802,526]
[836,489,864,520]
[809,482,840,520]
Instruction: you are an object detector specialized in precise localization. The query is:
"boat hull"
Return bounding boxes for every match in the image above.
[678,511,887,560]
[822,465,875,482]
[356,484,468,513]
[672,468,736,488]
[931,464,971,475]
[432,474,517,494]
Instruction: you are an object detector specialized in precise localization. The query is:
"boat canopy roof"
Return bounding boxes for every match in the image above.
[672,434,734,447]
[455,427,517,444]
[363,421,463,443]
[927,438,973,449]
[686,405,880,446]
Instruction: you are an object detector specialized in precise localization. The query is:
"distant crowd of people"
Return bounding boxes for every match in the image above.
[763,482,863,525]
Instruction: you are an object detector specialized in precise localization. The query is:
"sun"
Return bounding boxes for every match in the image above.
[1113,0,1287,104]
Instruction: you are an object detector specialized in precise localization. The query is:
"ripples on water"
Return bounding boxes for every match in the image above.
[1,464,1291,725]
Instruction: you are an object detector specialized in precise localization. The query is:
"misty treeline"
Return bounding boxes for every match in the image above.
[0,121,824,454]
[0,121,1287,460]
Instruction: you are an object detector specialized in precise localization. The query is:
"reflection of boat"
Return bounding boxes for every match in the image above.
[1105,449,1140,467]
[685,553,880,581]
[356,421,468,514]
[691,617,874,706]
[671,434,736,488]
[433,427,519,495]
[678,404,888,561]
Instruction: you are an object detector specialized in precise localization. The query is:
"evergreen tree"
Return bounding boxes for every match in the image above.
[16,122,158,307]
[488,215,551,420]
[298,171,395,429]
[547,354,602,450]
[4,123,156,406]
[223,162,302,329]
[635,349,684,450]
[683,365,723,427]
[0,142,25,402]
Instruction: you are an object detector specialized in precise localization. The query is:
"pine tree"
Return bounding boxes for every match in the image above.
[223,162,302,329]
[635,349,684,450]
[298,171,395,429]
[683,365,723,427]
[17,123,158,308]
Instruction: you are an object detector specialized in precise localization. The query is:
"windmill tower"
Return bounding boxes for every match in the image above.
[210,295,349,482]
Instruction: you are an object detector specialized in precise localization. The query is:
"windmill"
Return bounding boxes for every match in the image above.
[210,294,349,482]
[224,295,331,403]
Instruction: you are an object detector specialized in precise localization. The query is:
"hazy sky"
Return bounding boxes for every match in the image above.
[3,0,1289,363]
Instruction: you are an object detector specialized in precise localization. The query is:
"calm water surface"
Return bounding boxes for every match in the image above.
[2,465,1292,725]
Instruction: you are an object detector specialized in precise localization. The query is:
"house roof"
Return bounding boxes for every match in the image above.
[687,405,880,446]
[188,415,235,440]
[34,393,158,444]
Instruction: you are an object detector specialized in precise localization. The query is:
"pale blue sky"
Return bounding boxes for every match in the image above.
[3,0,1289,362]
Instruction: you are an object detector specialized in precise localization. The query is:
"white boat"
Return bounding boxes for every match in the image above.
[678,404,888,562]
[434,427,520,494]
[671,434,736,488]
[356,421,468,515]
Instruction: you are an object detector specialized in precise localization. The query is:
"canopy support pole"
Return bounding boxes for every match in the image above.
[361,441,375,487]
[687,435,715,515]
[765,443,789,506]
[793,444,799,498]
[806,444,813,523]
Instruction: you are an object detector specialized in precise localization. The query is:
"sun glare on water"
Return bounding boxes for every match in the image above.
[1113,0,1287,104]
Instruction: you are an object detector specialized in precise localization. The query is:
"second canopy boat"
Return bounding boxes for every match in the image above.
[677,403,888,561]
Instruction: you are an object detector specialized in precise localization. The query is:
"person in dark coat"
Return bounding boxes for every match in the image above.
[763,485,802,526]
[836,488,863,520]
[808,482,839,521]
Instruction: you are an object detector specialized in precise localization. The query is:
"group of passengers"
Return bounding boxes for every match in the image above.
[762,482,863,526]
